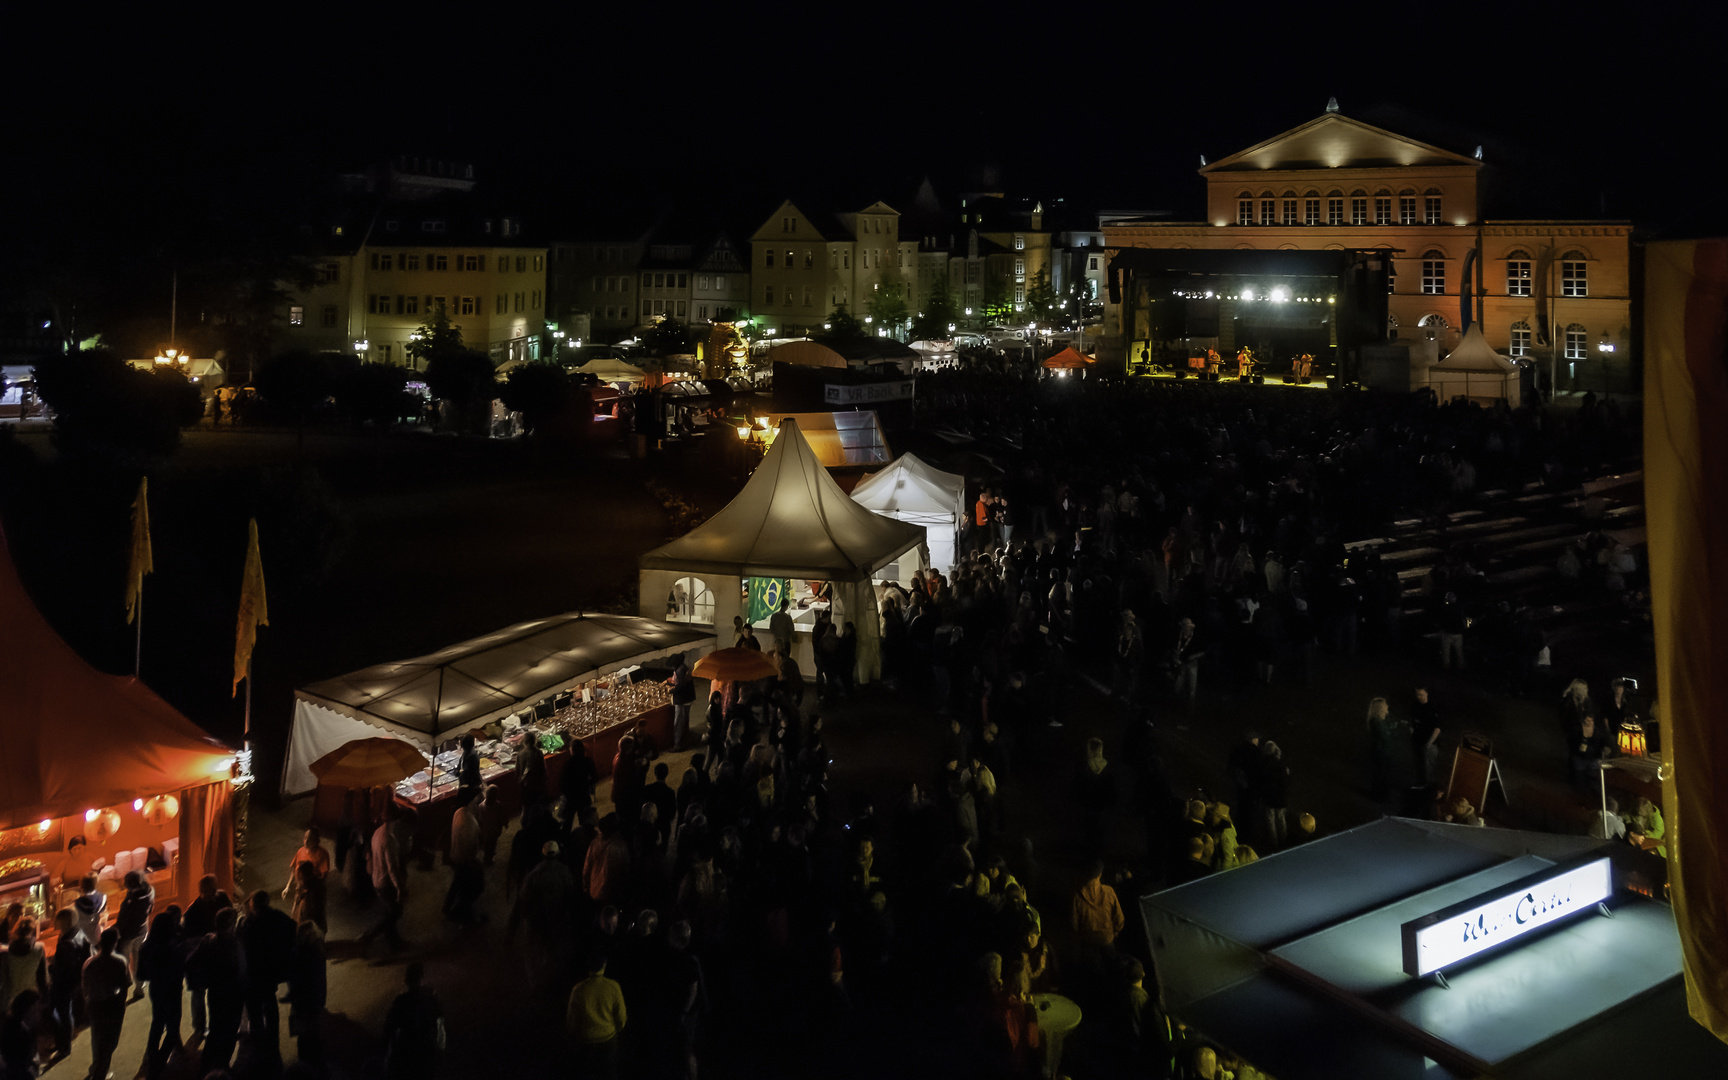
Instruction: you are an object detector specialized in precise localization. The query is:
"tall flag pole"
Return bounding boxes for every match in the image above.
[233,517,268,749]
[125,477,153,678]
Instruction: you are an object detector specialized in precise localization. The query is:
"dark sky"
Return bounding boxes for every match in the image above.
[15,7,1716,248]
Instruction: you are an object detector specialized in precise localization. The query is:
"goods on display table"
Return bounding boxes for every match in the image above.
[370,674,673,846]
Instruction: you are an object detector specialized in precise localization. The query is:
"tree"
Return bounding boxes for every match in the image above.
[498,362,573,438]
[255,350,345,448]
[865,265,910,338]
[404,301,465,371]
[979,277,1014,323]
[816,304,866,344]
[424,349,498,434]
[642,318,696,358]
[30,349,204,462]
[912,274,960,341]
[335,362,412,432]
[1025,267,1061,324]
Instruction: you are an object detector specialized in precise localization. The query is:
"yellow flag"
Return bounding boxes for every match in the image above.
[233,517,268,695]
[125,477,153,625]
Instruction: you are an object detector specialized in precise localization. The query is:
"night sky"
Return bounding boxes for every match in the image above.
[13,8,1715,274]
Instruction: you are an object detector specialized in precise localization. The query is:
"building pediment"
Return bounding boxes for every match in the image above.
[1202,113,1481,174]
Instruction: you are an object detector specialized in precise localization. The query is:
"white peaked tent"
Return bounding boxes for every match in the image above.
[638,418,927,684]
[282,613,712,797]
[1428,323,1521,407]
[850,453,966,576]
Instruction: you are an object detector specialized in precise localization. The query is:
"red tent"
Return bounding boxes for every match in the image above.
[0,522,236,902]
[1041,346,1095,370]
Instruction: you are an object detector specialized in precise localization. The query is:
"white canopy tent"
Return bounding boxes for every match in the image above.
[850,453,966,577]
[638,418,927,684]
[577,355,649,387]
[1428,323,1521,407]
[282,613,712,797]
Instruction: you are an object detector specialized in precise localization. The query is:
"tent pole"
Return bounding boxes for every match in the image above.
[243,657,252,752]
[134,586,143,679]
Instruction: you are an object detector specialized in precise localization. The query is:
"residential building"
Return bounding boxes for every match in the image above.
[1103,104,1632,389]
[553,236,647,340]
[965,194,1053,318]
[749,199,919,337]
[281,160,547,366]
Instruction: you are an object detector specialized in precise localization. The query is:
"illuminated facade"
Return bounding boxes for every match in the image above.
[749,200,919,336]
[1104,108,1632,389]
[282,167,547,366]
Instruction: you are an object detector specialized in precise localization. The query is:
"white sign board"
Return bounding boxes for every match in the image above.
[1401,857,1613,977]
[823,380,915,405]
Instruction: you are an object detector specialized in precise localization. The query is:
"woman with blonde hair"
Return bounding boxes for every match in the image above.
[1366,696,1399,800]
[1559,679,1594,775]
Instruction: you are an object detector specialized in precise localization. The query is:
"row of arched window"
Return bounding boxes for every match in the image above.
[1390,314,1590,359]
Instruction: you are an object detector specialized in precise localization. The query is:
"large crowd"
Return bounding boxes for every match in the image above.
[0,371,1653,1080]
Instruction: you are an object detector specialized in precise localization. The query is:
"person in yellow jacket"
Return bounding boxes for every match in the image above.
[1070,860,1125,948]
[567,951,627,1079]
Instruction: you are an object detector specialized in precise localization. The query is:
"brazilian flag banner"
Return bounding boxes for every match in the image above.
[746,576,790,625]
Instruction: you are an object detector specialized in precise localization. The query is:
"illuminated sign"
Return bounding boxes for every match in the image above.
[1401,857,1613,977]
[823,380,915,405]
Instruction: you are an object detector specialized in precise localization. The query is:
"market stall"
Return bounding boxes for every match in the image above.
[0,523,237,937]
[850,453,967,576]
[638,418,927,684]
[283,613,712,836]
[1427,323,1522,407]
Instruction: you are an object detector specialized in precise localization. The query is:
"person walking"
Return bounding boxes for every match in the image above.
[566,950,628,1080]
[112,871,153,1001]
[670,653,697,752]
[1258,742,1292,851]
[444,790,484,925]
[186,907,245,1074]
[237,889,297,1062]
[510,841,578,990]
[361,808,411,952]
[81,928,130,1080]
[1437,592,1468,670]
[180,875,230,1037]
[288,921,328,1072]
[1410,687,1443,785]
[383,962,443,1080]
[46,909,90,1064]
[136,910,184,1080]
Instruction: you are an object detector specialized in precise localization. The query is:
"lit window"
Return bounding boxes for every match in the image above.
[1261,199,1276,225]
[1562,260,1588,297]
[1305,199,1320,225]
[1374,197,1392,225]
[1350,198,1367,225]
[1510,322,1531,356]
[1282,199,1298,225]
[786,250,794,267]
[1564,324,1587,359]
[1506,259,1532,296]
[289,306,303,326]
[1014,259,1025,278]
[1238,199,1253,225]
[1014,284,1025,303]
[1400,196,1416,225]
[1421,252,1446,295]
[1014,235,1025,250]
[1327,198,1344,225]
[1425,196,1442,224]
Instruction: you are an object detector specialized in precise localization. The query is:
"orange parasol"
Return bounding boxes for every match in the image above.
[309,737,428,789]
[691,647,779,682]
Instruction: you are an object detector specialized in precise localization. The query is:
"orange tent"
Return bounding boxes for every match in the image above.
[0,521,236,899]
[1041,346,1094,370]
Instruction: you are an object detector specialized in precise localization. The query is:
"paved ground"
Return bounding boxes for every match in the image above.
[6,418,1655,1078]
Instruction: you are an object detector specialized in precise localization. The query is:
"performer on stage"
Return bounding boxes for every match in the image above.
[1237,347,1254,380]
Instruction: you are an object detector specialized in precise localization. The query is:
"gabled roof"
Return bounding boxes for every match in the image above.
[639,418,926,581]
[0,523,233,828]
[855,200,901,217]
[1201,112,1482,174]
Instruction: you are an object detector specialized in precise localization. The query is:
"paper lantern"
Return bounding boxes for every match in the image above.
[1617,722,1647,758]
[84,809,122,843]
[142,795,180,827]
